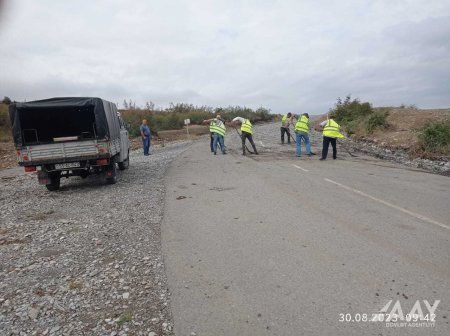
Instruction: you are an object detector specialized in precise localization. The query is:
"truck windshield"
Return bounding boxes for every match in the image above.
[19,106,96,145]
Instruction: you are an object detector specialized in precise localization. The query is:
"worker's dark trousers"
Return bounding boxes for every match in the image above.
[322,136,337,159]
[210,133,214,152]
[241,131,258,155]
[280,127,291,144]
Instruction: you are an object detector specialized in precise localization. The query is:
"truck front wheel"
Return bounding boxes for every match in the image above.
[46,172,61,191]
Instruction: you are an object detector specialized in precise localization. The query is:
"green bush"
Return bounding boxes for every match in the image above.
[0,105,9,126]
[0,103,12,142]
[417,121,450,154]
[329,95,389,135]
[330,95,373,124]
[255,107,272,122]
[342,119,360,135]
[163,113,184,130]
[364,110,389,134]
[180,111,211,124]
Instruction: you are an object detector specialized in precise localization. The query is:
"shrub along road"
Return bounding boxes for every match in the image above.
[163,123,450,335]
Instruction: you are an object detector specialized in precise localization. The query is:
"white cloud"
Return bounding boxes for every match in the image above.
[0,0,449,114]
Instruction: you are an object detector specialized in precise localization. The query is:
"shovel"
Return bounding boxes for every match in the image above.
[234,128,255,154]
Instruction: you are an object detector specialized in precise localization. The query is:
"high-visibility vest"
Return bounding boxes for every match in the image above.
[295,115,309,134]
[241,119,253,134]
[323,119,345,138]
[210,121,226,137]
[281,115,287,127]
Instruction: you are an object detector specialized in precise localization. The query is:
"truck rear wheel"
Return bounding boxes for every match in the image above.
[118,150,130,170]
[46,172,61,191]
[106,162,117,184]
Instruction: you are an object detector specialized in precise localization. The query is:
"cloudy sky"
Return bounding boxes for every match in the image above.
[0,0,449,114]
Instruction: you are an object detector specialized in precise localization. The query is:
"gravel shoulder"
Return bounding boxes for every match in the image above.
[0,141,192,336]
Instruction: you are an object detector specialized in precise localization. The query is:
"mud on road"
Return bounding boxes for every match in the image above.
[225,122,448,175]
[224,122,361,163]
[0,141,192,336]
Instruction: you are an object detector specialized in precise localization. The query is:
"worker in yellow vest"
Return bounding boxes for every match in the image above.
[232,117,258,155]
[294,113,311,157]
[319,118,345,160]
[205,117,221,153]
[280,112,294,144]
[202,115,227,155]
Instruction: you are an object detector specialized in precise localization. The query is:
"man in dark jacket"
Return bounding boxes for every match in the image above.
[140,119,152,156]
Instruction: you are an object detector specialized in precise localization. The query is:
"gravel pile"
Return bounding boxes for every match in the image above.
[0,141,191,336]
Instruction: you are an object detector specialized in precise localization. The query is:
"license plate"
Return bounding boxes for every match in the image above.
[55,162,81,169]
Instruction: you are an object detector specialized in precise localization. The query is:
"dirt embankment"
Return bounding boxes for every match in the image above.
[315,107,450,153]
[354,108,450,151]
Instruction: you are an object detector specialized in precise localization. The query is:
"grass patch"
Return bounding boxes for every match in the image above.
[417,121,450,155]
[117,311,133,327]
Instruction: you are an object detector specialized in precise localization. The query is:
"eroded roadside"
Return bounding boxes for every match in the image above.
[345,139,450,176]
[0,141,191,336]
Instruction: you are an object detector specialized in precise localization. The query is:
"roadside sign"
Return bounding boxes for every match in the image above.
[184,119,190,137]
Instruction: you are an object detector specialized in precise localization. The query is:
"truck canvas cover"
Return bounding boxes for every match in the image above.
[9,97,121,146]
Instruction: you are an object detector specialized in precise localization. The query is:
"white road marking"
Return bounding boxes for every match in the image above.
[324,178,449,230]
[293,164,309,172]
[259,141,266,147]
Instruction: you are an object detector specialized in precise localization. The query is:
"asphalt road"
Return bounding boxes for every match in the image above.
[162,124,450,336]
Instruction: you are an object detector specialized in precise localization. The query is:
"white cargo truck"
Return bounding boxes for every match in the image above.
[9,97,130,190]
